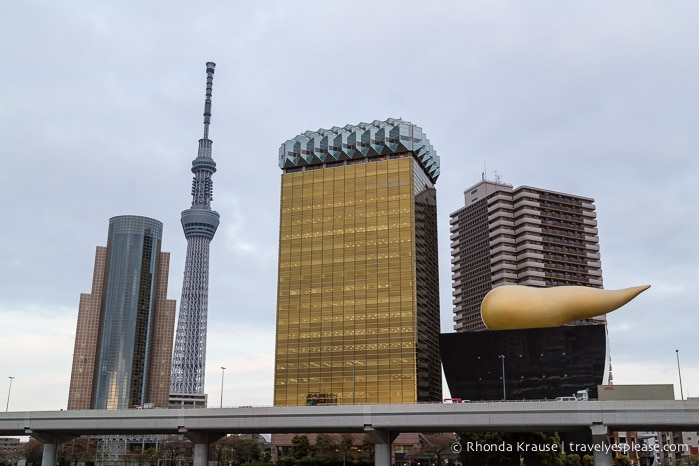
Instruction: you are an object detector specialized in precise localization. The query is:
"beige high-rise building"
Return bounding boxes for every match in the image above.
[68,215,176,410]
[450,179,603,332]
[274,118,442,406]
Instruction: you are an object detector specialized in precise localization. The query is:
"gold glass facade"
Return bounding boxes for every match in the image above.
[274,156,441,406]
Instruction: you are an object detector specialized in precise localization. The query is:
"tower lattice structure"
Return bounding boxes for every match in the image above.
[170,62,220,397]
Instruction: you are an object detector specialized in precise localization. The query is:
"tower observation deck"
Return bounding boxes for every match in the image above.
[170,62,220,402]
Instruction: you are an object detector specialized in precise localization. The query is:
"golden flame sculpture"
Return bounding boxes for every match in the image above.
[480,285,650,330]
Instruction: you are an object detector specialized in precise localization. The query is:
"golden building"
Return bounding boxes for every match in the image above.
[274,118,441,406]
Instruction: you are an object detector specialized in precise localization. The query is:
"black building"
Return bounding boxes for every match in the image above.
[440,324,607,401]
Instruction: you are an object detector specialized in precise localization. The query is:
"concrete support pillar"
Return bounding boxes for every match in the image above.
[181,430,225,466]
[375,442,391,466]
[364,426,398,466]
[28,431,73,466]
[590,424,613,466]
[41,443,56,466]
[192,442,208,466]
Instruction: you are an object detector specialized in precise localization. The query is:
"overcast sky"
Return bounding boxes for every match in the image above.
[1,1,697,412]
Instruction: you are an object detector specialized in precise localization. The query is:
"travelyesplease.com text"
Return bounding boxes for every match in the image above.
[566,442,689,455]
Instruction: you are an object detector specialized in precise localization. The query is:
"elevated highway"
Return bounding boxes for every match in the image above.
[2,400,698,466]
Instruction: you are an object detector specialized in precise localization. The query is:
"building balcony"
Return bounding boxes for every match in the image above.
[518,277,547,286]
[515,243,543,253]
[513,214,542,226]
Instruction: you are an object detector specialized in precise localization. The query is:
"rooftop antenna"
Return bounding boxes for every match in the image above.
[202,62,215,140]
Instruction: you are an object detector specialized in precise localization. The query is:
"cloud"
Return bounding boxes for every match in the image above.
[1,1,698,412]
[0,307,75,411]
[206,326,275,406]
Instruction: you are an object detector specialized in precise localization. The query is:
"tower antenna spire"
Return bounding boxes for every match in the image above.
[203,62,215,140]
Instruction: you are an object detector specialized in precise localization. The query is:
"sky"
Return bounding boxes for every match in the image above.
[1,1,698,412]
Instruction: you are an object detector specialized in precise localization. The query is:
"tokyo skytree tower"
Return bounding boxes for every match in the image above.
[170,62,220,397]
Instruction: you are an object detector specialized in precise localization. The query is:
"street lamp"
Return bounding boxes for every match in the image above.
[6,376,14,412]
[498,355,506,401]
[351,361,356,405]
[220,367,226,408]
[676,350,684,401]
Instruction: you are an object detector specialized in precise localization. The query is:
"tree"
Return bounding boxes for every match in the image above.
[614,455,632,466]
[259,443,272,464]
[410,433,459,466]
[210,435,261,466]
[58,437,98,465]
[358,434,375,463]
[565,453,582,466]
[314,434,338,462]
[338,434,354,452]
[289,435,310,460]
[158,436,192,466]
[226,435,261,465]
[136,446,159,465]
[581,454,594,466]
[210,437,230,466]
[335,434,358,465]
[18,440,43,466]
[680,455,699,466]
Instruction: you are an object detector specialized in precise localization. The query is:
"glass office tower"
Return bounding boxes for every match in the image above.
[68,215,176,410]
[274,118,441,406]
